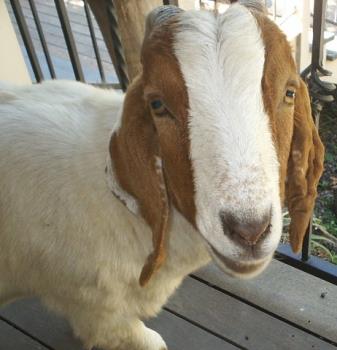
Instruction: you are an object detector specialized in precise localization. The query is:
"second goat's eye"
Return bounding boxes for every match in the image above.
[150,99,168,117]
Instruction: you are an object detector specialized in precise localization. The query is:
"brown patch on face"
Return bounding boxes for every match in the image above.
[141,21,196,226]
[109,18,196,285]
[253,11,324,253]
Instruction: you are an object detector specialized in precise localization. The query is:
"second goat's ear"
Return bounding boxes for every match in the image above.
[109,77,170,287]
[286,80,324,253]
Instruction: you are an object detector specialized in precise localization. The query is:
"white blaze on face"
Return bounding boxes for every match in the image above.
[173,4,282,259]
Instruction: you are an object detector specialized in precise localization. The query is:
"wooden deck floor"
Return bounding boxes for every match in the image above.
[5,0,118,83]
[0,260,336,350]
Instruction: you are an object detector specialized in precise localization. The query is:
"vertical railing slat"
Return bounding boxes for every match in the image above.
[28,0,56,79]
[105,0,129,91]
[83,0,106,83]
[9,0,44,82]
[54,0,85,82]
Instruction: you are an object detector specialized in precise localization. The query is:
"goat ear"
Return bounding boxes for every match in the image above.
[286,80,324,253]
[109,77,170,287]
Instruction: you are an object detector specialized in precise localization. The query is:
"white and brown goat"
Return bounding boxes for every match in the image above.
[0,2,324,350]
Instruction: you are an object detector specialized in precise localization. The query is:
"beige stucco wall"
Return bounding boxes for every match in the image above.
[297,0,311,72]
[0,1,31,84]
[179,0,197,10]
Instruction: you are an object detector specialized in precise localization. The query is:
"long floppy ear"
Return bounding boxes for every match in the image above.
[109,6,184,286]
[286,80,325,253]
[109,77,169,287]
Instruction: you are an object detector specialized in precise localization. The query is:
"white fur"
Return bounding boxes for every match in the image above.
[174,4,282,267]
[0,80,210,350]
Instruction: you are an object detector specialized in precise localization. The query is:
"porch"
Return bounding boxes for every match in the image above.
[0,260,336,350]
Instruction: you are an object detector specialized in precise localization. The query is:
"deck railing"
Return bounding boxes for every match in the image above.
[8,0,125,89]
[6,0,337,284]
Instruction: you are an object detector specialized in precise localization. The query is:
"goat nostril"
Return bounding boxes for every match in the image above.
[234,221,271,246]
[220,212,271,246]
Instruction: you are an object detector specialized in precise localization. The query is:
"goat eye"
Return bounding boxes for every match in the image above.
[286,90,295,98]
[150,99,162,109]
[149,99,168,117]
[284,89,296,104]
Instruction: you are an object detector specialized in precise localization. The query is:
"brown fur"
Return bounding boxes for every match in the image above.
[110,19,195,286]
[287,80,325,252]
[256,12,325,253]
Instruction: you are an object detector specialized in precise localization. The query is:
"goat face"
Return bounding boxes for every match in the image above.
[108,3,324,285]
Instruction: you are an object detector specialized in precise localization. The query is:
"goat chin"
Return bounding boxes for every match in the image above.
[0,80,211,349]
[209,247,273,279]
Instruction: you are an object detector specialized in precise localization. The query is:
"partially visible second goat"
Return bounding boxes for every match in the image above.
[0,2,324,350]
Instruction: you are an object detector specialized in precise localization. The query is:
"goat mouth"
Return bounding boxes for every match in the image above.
[209,246,271,277]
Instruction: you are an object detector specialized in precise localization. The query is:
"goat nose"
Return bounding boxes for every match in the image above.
[233,220,270,246]
[220,212,271,246]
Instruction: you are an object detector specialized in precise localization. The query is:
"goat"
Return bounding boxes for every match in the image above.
[0,2,324,349]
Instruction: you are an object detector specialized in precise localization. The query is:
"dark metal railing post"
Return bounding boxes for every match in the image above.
[28,0,56,79]
[301,0,335,103]
[105,0,129,91]
[9,0,44,82]
[301,218,313,262]
[83,0,106,83]
[54,0,85,81]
